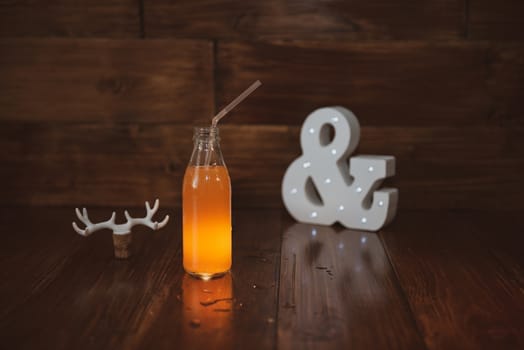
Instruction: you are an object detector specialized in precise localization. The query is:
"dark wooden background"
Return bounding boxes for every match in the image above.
[1,0,523,210]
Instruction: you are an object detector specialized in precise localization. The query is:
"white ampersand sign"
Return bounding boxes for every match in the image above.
[281,107,398,231]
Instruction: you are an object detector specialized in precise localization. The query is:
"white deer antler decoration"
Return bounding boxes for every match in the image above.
[72,199,170,258]
[73,199,169,236]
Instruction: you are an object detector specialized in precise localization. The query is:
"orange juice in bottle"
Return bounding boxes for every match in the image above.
[183,126,231,279]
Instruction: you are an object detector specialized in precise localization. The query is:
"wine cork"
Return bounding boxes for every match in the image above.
[113,233,132,259]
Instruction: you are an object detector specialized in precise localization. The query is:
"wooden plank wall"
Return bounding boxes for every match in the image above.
[0,0,523,210]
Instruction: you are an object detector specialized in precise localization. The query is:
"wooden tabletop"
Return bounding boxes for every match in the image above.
[0,207,522,349]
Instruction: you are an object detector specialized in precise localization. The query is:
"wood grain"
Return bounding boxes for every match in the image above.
[0,0,140,38]
[0,208,83,321]
[0,206,179,349]
[469,0,524,40]
[1,207,523,349]
[472,213,524,276]
[278,221,424,349]
[136,209,282,350]
[144,0,464,40]
[217,41,524,126]
[0,208,281,350]
[0,38,214,122]
[1,123,522,211]
[380,211,524,349]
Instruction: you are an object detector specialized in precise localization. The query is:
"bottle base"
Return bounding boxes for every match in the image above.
[186,270,230,281]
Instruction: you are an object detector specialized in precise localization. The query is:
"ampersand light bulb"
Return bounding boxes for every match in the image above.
[281,106,398,231]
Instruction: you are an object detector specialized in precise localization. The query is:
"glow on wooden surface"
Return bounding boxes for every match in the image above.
[183,165,231,278]
[182,273,233,345]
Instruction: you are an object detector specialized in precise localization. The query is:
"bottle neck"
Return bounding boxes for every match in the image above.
[189,126,225,167]
[194,126,220,144]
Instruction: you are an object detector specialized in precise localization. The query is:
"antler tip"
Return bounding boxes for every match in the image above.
[151,199,159,212]
[72,221,86,236]
[156,215,170,230]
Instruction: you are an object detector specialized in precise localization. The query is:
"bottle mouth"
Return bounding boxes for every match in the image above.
[193,126,220,141]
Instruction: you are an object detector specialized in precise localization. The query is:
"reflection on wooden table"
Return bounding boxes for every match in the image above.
[182,273,233,347]
[279,223,421,349]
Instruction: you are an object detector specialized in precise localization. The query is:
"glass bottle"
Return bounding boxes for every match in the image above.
[182,126,232,279]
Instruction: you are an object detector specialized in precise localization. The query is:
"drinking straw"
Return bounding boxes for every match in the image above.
[204,80,261,166]
[211,80,262,127]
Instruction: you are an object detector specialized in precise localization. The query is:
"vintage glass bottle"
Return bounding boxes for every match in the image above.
[182,126,232,279]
